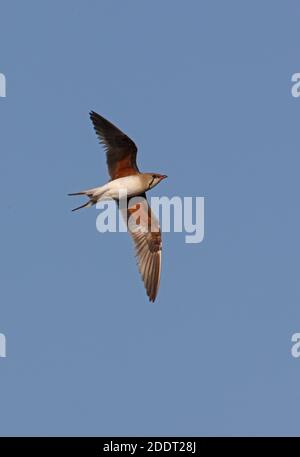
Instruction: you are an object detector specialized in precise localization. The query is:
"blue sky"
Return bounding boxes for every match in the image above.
[1,0,300,436]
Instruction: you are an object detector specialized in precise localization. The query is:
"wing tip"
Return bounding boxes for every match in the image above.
[89,110,97,119]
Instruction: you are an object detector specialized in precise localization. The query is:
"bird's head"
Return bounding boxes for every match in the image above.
[145,173,168,190]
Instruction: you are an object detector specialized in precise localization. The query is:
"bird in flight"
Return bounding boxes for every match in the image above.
[69,111,167,302]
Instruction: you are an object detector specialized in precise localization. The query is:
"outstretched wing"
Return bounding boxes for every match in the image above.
[89,111,139,180]
[124,193,162,302]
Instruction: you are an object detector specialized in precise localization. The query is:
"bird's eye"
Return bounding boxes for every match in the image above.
[152,174,156,179]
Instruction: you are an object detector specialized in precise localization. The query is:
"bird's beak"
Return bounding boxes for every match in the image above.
[160,175,168,180]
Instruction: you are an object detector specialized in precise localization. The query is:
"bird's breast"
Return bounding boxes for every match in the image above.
[108,175,146,198]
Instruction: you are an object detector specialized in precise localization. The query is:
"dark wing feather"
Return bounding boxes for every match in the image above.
[124,193,162,302]
[89,111,139,180]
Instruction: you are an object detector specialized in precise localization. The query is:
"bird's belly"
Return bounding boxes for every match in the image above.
[108,176,145,198]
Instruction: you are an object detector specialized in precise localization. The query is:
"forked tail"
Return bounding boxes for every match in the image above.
[69,199,94,212]
[68,189,95,212]
[68,186,106,212]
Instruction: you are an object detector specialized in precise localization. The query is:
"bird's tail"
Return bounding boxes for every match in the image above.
[68,188,94,212]
[68,191,87,196]
[68,186,106,212]
[69,200,94,212]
